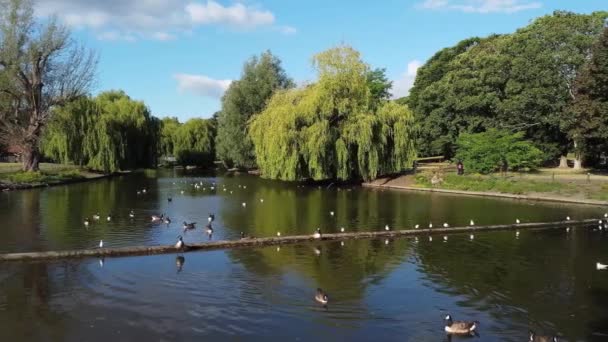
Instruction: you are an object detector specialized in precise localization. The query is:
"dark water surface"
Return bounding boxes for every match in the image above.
[1,170,607,341]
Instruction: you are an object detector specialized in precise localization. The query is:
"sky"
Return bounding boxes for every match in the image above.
[35,0,608,121]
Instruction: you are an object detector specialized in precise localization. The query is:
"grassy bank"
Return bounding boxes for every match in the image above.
[413,173,608,201]
[0,163,104,189]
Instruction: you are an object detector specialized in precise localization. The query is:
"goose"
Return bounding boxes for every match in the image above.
[176,256,185,273]
[151,214,164,222]
[277,232,281,237]
[470,220,475,226]
[385,224,390,231]
[92,213,101,220]
[167,197,172,202]
[313,228,322,239]
[240,232,254,240]
[443,223,449,228]
[415,224,420,229]
[315,288,329,305]
[99,240,104,248]
[340,227,345,233]
[597,262,608,270]
[208,214,215,223]
[175,235,185,250]
[163,217,171,224]
[529,330,558,342]
[183,222,196,230]
[516,218,521,224]
[444,314,478,334]
[205,223,213,235]
[106,214,112,222]
[84,218,90,226]
[129,210,135,218]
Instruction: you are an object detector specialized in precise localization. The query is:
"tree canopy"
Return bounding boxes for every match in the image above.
[173,118,216,166]
[216,51,293,168]
[250,46,417,182]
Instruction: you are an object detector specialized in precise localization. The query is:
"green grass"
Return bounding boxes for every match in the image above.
[0,162,80,174]
[0,163,85,185]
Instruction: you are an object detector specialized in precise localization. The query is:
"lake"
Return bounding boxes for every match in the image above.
[1,170,607,341]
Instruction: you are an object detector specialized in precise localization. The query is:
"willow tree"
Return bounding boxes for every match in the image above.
[250,46,416,182]
[173,118,216,166]
[0,0,97,171]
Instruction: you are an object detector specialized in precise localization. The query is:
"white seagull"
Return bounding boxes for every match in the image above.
[443,223,449,228]
[597,262,608,270]
[470,220,475,226]
[385,224,390,231]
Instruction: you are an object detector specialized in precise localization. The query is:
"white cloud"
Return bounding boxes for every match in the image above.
[35,0,292,41]
[392,60,422,99]
[174,73,232,98]
[418,0,542,13]
[279,26,297,35]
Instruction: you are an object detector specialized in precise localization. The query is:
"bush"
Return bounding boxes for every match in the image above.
[8,171,46,183]
[455,129,543,174]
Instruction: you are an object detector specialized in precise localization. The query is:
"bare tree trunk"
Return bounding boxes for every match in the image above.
[21,144,40,172]
[558,155,569,168]
[573,140,583,170]
[573,157,583,170]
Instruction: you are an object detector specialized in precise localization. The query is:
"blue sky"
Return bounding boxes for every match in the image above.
[36,0,607,121]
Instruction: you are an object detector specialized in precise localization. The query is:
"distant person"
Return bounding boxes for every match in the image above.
[457,161,464,175]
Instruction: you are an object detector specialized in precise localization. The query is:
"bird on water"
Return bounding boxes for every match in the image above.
[444,314,478,335]
[529,330,558,342]
[313,228,322,239]
[315,288,329,305]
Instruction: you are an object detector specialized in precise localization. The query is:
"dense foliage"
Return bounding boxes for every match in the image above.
[250,46,417,182]
[216,51,293,168]
[408,11,608,166]
[455,129,543,174]
[42,91,159,173]
[173,118,216,166]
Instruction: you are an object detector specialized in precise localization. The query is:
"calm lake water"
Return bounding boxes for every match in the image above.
[1,170,607,341]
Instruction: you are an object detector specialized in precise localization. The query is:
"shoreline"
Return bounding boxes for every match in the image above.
[362,182,608,207]
[0,171,132,192]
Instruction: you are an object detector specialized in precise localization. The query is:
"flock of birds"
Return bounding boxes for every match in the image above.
[83,181,608,339]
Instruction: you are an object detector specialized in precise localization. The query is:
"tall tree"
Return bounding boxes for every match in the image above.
[0,0,97,171]
[216,51,293,169]
[159,117,180,158]
[174,118,216,166]
[250,46,417,182]
[564,27,608,166]
[366,68,392,110]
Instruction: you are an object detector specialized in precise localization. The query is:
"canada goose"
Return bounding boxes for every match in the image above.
[443,223,449,228]
[277,232,281,237]
[340,227,345,232]
[92,213,101,220]
[84,218,90,226]
[529,330,558,342]
[516,219,521,224]
[163,217,171,224]
[175,235,185,249]
[176,256,185,273]
[240,232,253,239]
[205,223,213,235]
[106,214,112,222]
[167,197,172,202]
[208,214,215,223]
[470,220,475,226]
[129,210,135,218]
[99,240,104,248]
[315,288,328,305]
[151,214,164,222]
[183,222,196,230]
[444,314,478,334]
[385,224,390,231]
[597,262,608,270]
[313,228,321,239]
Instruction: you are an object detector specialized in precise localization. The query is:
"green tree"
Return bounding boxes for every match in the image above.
[366,68,392,110]
[563,27,608,167]
[174,118,216,166]
[0,0,97,171]
[250,45,417,182]
[455,129,543,174]
[159,117,180,158]
[216,51,293,168]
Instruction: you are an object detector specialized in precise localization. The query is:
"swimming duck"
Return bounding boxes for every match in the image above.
[208,214,215,223]
[597,262,608,270]
[315,288,329,305]
[129,210,135,218]
[151,214,164,222]
[205,223,213,235]
[313,228,322,239]
[92,213,101,220]
[84,218,90,226]
[444,314,478,334]
[175,235,185,250]
[183,221,196,230]
[529,330,558,342]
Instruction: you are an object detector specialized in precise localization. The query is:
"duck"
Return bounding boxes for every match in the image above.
[175,235,185,250]
[92,213,101,220]
[470,220,475,226]
[444,314,478,334]
[315,288,329,305]
[151,214,164,222]
[313,228,322,239]
[183,221,196,230]
[597,262,608,270]
[163,217,172,224]
[84,218,90,226]
[208,214,215,223]
[129,210,135,218]
[529,330,558,342]
[205,223,213,235]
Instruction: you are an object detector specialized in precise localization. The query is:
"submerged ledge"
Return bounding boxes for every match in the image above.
[362,183,608,207]
[0,219,602,262]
